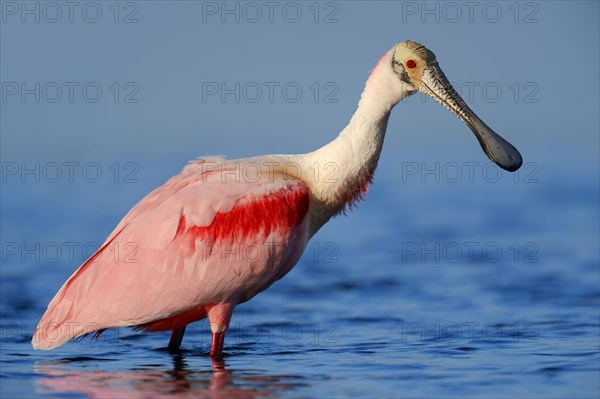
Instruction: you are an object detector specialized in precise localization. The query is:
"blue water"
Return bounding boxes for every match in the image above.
[1,156,598,398]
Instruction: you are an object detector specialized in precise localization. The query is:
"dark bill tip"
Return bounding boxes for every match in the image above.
[468,116,523,172]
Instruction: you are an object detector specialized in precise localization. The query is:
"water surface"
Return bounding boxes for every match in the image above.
[1,159,598,398]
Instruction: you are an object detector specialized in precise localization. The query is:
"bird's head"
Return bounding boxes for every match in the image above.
[391,41,522,172]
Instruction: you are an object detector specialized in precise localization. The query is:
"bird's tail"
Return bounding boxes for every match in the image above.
[32,294,116,350]
[32,315,89,350]
[31,240,117,350]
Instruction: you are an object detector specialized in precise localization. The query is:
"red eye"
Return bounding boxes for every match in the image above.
[406,60,417,69]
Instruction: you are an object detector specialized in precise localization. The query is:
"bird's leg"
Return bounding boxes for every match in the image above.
[210,331,226,358]
[168,326,187,350]
[206,302,235,358]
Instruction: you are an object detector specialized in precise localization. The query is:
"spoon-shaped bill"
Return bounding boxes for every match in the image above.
[418,64,523,172]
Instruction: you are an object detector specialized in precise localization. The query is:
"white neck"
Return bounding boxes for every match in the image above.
[292,48,413,231]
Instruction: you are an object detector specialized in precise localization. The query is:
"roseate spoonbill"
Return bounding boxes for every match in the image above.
[32,41,522,357]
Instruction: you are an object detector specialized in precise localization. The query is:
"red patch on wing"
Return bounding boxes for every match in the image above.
[179,182,310,244]
[140,182,310,332]
[140,307,208,332]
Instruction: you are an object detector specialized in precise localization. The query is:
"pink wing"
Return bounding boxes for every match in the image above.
[33,158,310,349]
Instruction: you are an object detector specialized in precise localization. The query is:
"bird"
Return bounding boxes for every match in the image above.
[32,41,522,357]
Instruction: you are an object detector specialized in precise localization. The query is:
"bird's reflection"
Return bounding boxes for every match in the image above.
[34,352,299,399]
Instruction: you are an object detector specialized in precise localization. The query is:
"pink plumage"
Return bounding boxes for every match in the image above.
[33,159,311,353]
[32,41,522,356]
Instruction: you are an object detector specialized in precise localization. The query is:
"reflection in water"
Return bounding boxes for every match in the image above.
[34,353,300,398]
